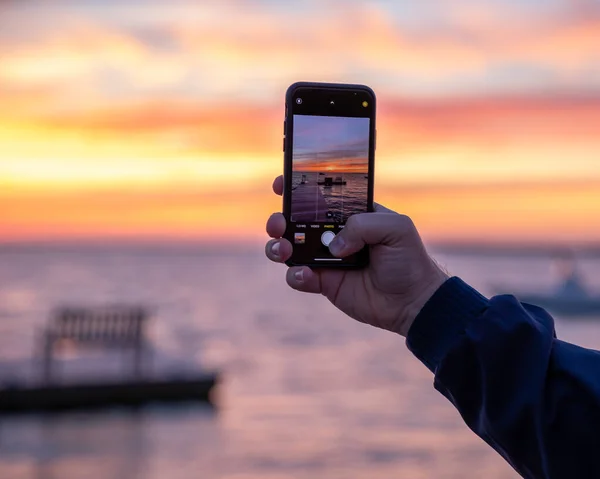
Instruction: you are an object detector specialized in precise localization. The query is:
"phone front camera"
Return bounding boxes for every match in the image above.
[296,98,302,105]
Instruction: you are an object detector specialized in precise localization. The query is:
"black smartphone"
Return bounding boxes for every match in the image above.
[283,82,376,268]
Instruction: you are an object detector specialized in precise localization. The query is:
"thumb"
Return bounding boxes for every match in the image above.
[328,212,415,257]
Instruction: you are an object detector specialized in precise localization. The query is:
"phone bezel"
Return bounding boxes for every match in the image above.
[283,81,376,269]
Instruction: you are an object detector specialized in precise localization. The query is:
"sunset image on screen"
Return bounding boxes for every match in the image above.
[291,115,369,223]
[292,115,369,174]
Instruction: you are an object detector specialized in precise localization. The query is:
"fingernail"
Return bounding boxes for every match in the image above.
[271,241,280,257]
[329,237,345,256]
[294,270,304,283]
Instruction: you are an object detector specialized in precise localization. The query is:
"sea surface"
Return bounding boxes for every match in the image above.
[1,245,600,479]
[292,172,368,222]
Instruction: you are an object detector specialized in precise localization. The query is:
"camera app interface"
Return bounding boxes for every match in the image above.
[291,114,370,262]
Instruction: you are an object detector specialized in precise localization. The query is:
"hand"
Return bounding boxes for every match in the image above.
[265,176,449,336]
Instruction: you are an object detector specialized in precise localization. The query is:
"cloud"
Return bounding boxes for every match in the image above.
[377,178,600,244]
[373,94,600,186]
[2,91,599,192]
[0,182,279,242]
[22,92,600,155]
[4,176,600,244]
[1,0,599,104]
[378,95,600,143]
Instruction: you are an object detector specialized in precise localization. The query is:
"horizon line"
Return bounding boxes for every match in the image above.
[3,238,600,257]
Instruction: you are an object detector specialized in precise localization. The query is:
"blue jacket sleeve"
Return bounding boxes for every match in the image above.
[406,277,600,479]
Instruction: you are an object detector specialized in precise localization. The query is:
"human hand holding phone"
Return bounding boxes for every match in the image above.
[266,175,448,336]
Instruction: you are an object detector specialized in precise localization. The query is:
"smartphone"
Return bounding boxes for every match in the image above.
[283,82,376,268]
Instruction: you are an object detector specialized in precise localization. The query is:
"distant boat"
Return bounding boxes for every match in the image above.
[318,176,346,186]
[491,253,600,318]
[515,294,600,317]
[490,281,600,318]
[319,172,325,175]
[364,175,369,179]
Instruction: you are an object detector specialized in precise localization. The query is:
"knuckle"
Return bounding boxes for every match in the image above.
[395,214,415,232]
[345,213,363,230]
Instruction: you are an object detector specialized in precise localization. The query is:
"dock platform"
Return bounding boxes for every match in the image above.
[291,184,330,222]
[0,305,221,415]
[0,373,219,414]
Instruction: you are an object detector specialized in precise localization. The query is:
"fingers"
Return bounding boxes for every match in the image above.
[266,239,322,295]
[329,212,415,258]
[265,238,293,263]
[286,266,322,294]
[266,212,286,238]
[272,175,283,196]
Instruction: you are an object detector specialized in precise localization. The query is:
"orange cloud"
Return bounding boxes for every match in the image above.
[1,183,281,243]
[4,179,600,245]
[379,96,600,142]
[3,93,600,194]
[375,95,600,185]
[295,159,368,173]
[378,180,600,245]
[40,101,282,155]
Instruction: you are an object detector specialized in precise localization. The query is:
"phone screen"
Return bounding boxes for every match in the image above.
[284,84,375,267]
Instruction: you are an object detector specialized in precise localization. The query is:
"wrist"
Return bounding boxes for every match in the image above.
[394,264,449,337]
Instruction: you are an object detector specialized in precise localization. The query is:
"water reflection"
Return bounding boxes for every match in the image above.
[2,247,598,478]
[1,406,220,479]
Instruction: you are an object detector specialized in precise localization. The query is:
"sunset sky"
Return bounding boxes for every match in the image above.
[293,116,369,173]
[1,0,600,245]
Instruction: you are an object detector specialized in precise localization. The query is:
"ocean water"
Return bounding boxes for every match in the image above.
[291,172,368,222]
[1,245,600,479]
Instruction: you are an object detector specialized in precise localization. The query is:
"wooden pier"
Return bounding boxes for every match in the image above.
[291,183,330,222]
[0,305,220,415]
[0,375,219,414]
